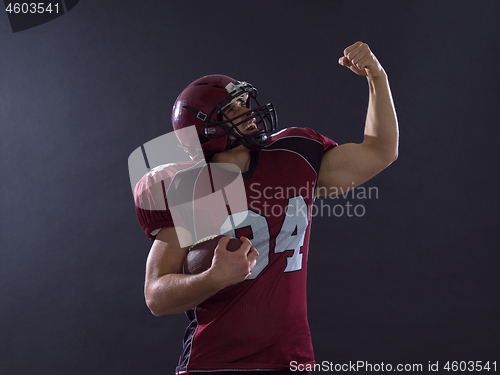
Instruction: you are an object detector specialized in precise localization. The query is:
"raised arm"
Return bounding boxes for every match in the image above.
[316,41,399,196]
[144,227,258,316]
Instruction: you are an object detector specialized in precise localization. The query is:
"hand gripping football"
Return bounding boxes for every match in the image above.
[183,235,242,275]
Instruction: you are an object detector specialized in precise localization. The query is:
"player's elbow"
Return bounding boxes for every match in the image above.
[364,138,398,168]
[145,285,169,317]
[146,296,180,316]
[391,147,398,162]
[145,286,185,316]
[379,147,398,167]
[146,299,165,317]
[145,291,163,317]
[386,150,398,165]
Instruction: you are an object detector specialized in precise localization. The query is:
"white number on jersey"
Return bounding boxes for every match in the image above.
[274,196,308,272]
[220,195,309,278]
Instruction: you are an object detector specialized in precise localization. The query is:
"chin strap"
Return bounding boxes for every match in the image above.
[183,105,207,121]
[223,136,243,151]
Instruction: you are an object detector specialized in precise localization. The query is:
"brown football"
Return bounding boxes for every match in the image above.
[183,235,242,275]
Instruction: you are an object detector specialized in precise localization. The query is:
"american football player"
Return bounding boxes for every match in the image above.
[134,41,398,374]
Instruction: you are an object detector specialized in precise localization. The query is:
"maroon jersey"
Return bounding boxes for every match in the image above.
[135,127,337,373]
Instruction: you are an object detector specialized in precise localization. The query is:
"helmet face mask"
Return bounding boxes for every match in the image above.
[172,75,278,158]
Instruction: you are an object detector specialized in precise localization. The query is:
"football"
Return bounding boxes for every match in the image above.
[183,235,242,275]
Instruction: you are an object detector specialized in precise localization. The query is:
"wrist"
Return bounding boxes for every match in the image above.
[367,68,387,82]
[203,266,229,292]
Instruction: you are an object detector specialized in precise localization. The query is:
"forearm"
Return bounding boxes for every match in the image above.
[145,270,221,316]
[145,229,256,316]
[363,71,399,164]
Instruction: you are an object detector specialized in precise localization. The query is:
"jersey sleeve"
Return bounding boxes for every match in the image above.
[270,127,337,153]
[299,127,338,153]
[134,165,176,241]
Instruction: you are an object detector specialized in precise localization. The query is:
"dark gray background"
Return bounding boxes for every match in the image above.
[1,1,498,374]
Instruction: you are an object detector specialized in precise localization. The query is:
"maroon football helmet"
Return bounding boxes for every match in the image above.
[172,74,277,158]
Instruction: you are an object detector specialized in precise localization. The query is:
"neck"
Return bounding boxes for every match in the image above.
[210,145,252,173]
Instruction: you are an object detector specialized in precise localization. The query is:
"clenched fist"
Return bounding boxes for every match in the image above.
[338,42,384,78]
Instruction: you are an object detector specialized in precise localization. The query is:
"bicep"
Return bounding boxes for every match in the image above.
[316,141,388,196]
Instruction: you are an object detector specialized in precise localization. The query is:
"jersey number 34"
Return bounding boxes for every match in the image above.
[220,196,308,279]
